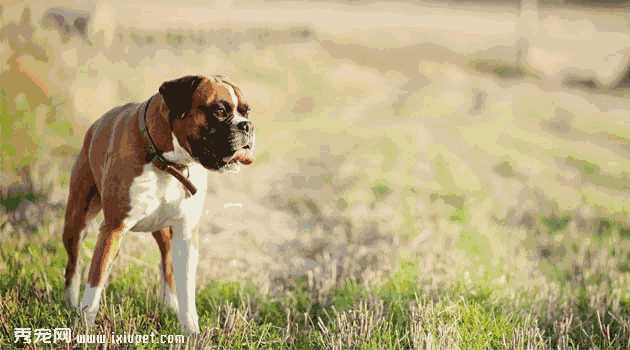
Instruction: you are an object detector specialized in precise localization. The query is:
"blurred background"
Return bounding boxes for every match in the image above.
[1,0,629,347]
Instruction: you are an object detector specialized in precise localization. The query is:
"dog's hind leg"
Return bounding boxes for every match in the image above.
[62,146,101,309]
[152,227,178,312]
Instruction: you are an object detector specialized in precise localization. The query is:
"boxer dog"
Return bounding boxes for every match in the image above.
[61,75,254,334]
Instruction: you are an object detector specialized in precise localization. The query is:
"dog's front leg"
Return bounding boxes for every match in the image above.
[80,222,127,325]
[171,220,200,334]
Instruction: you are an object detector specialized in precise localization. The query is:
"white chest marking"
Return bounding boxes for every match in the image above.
[127,162,207,233]
[126,133,207,232]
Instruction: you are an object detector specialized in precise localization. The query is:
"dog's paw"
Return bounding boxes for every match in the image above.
[79,285,102,326]
[65,274,81,309]
[161,288,179,312]
[65,288,80,310]
[80,307,98,326]
[178,313,200,335]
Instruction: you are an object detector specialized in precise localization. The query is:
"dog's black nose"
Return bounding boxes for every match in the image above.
[237,120,251,133]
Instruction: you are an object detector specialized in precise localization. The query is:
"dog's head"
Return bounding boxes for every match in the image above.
[159,75,255,172]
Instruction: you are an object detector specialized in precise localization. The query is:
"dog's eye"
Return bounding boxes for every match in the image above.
[238,104,250,117]
[214,106,226,116]
[203,105,227,119]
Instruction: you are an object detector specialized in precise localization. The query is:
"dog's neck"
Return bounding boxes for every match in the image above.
[144,95,195,165]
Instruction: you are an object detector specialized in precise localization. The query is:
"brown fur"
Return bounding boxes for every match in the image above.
[63,97,151,289]
[152,228,175,291]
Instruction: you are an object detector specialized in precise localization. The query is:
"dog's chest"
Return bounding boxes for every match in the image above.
[128,163,207,232]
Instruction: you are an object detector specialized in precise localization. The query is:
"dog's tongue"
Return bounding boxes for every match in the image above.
[227,149,253,165]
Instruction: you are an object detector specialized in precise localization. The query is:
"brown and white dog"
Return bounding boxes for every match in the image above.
[62,75,255,334]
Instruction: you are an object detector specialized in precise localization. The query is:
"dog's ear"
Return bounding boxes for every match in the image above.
[159,75,204,119]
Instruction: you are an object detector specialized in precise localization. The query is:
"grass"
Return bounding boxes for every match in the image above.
[1,2,629,349]
[470,60,531,80]
[0,206,628,348]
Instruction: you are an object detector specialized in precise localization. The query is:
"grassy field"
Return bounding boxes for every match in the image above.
[1,1,629,348]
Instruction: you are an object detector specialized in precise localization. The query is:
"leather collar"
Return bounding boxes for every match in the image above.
[139,96,198,196]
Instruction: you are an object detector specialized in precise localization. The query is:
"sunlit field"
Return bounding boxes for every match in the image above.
[1,1,629,348]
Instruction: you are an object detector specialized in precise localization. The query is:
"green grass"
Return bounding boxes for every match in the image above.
[471,60,531,79]
[0,191,40,211]
[0,213,628,349]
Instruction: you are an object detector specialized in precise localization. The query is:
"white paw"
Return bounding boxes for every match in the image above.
[65,273,81,309]
[178,313,200,334]
[80,306,98,326]
[79,285,102,326]
[162,289,179,312]
[65,287,80,310]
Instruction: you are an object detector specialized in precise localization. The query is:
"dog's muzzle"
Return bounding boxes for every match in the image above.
[219,128,255,173]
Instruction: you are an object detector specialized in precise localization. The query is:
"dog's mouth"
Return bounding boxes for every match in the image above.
[223,145,253,165]
[218,145,254,173]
